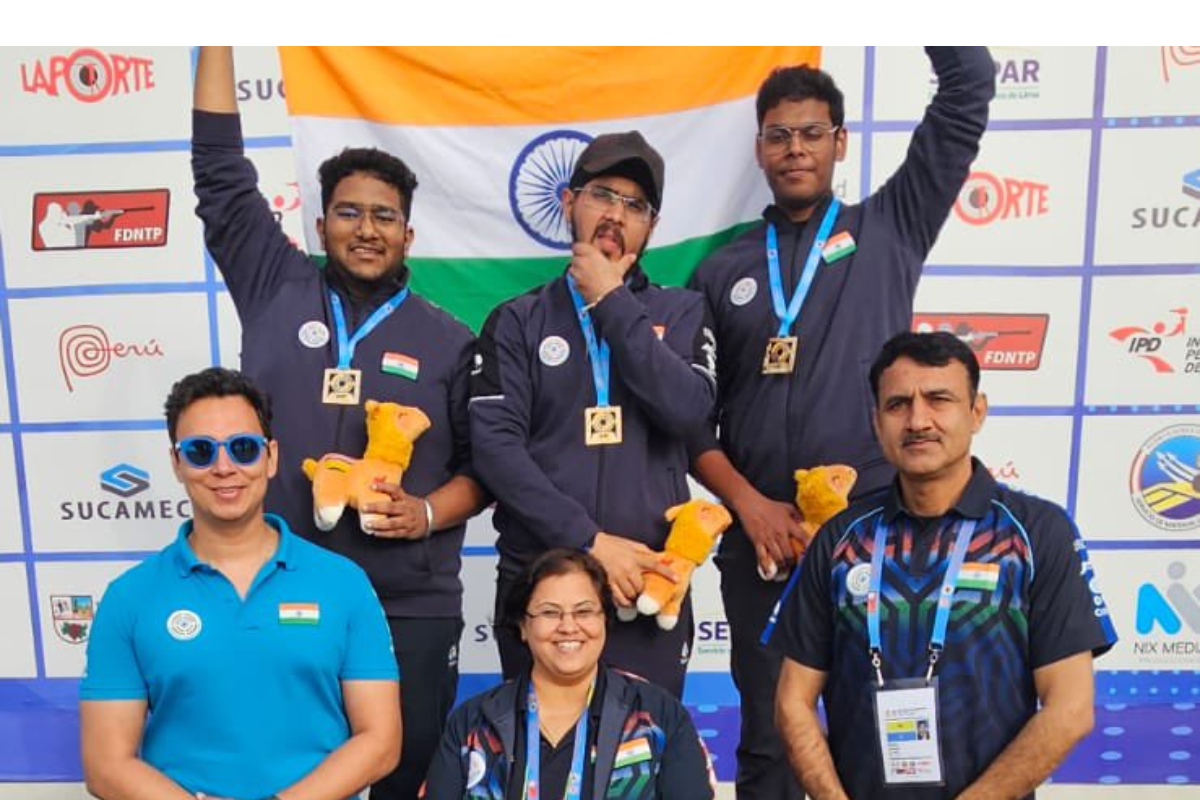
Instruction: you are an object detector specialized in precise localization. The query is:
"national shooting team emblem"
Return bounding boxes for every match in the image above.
[1130,424,1200,533]
[846,563,872,600]
[298,320,330,349]
[166,609,202,641]
[730,277,757,306]
[539,335,570,367]
[50,594,94,644]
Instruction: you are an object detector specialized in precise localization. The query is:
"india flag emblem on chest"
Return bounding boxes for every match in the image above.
[279,602,321,625]
[957,562,1000,592]
[382,351,420,381]
[613,736,652,769]
[822,231,857,263]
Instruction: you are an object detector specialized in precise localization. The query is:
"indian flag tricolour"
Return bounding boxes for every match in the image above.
[278,602,321,625]
[279,47,820,331]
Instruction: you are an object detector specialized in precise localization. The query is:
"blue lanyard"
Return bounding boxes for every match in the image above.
[866,514,977,685]
[328,287,409,370]
[565,277,612,407]
[524,680,591,800]
[766,198,841,337]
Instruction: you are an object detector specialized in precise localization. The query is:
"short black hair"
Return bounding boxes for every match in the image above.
[498,549,614,635]
[756,65,845,129]
[869,331,981,403]
[318,148,419,219]
[164,367,273,443]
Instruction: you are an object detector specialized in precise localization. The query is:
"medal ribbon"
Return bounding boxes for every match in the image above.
[767,198,841,337]
[866,515,977,683]
[524,678,593,800]
[565,276,611,407]
[328,287,409,370]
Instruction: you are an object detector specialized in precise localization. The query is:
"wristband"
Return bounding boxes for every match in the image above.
[423,497,435,535]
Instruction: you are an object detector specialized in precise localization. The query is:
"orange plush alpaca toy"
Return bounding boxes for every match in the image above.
[759,464,857,581]
[302,400,431,534]
[627,499,733,630]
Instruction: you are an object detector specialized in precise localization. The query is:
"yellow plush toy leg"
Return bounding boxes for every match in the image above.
[656,558,697,631]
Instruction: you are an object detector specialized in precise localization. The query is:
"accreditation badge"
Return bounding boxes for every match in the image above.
[322,367,362,405]
[761,336,798,375]
[584,405,623,446]
[871,677,945,787]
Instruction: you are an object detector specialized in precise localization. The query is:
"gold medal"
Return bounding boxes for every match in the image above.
[584,406,623,446]
[322,367,362,405]
[762,336,798,375]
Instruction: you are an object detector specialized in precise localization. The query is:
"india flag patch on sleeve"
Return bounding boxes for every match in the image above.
[381,351,420,381]
[957,562,1000,591]
[279,602,321,625]
[822,231,857,263]
[613,736,652,769]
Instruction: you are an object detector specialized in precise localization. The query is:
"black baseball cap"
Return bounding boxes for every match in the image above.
[569,131,665,214]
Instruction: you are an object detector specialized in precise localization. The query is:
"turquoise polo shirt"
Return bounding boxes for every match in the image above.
[81,514,398,800]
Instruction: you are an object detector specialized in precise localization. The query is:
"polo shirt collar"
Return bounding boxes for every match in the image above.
[881,457,995,524]
[171,513,299,577]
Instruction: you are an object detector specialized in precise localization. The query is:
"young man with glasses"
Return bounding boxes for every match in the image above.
[81,367,401,800]
[191,47,485,800]
[686,48,995,800]
[471,132,718,698]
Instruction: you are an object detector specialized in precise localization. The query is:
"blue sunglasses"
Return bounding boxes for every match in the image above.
[174,434,268,469]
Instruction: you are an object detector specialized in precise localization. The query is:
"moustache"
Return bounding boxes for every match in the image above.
[903,433,941,446]
[593,221,626,253]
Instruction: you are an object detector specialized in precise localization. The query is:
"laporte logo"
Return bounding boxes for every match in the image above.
[19,48,155,103]
[99,463,150,498]
[32,189,170,251]
[912,313,1050,370]
[953,170,1050,227]
[58,324,164,392]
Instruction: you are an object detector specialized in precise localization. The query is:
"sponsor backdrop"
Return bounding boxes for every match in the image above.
[0,46,1196,786]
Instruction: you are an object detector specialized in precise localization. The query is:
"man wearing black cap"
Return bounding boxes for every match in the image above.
[470,132,717,697]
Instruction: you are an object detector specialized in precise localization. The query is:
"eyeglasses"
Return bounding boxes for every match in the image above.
[573,185,656,222]
[525,606,606,626]
[758,123,841,154]
[174,434,269,469]
[329,203,405,228]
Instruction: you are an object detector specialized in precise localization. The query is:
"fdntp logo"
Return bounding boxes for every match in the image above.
[912,313,1049,371]
[32,189,170,251]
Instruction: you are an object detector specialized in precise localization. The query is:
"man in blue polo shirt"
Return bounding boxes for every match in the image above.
[770,332,1116,800]
[80,367,400,800]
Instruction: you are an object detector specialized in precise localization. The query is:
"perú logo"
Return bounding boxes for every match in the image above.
[953,171,1050,227]
[58,324,164,392]
[1109,307,1188,374]
[508,130,593,250]
[19,48,155,103]
[1160,46,1200,83]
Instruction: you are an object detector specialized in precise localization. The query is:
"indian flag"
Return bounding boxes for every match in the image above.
[279,47,821,331]
[278,602,321,625]
[822,230,857,262]
[957,562,1000,592]
[381,351,420,381]
[613,736,652,769]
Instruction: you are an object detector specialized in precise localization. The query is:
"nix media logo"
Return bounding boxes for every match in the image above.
[913,313,1050,370]
[1137,561,1200,636]
[1160,46,1200,83]
[953,171,1050,227]
[100,464,150,498]
[32,189,169,251]
[19,49,155,103]
[1129,425,1200,533]
[1109,307,1194,374]
[58,324,164,392]
[50,595,94,644]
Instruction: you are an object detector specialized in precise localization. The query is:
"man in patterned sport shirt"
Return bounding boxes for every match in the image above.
[769,331,1117,800]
